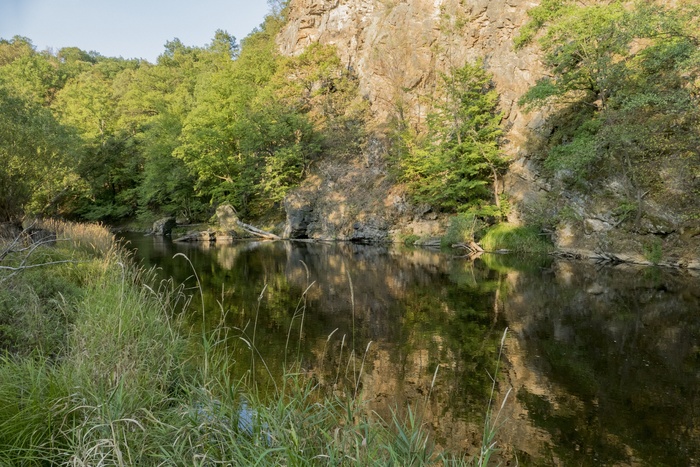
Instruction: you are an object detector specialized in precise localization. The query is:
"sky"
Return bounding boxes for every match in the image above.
[0,0,271,62]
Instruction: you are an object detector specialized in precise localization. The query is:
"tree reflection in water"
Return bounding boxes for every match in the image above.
[120,233,700,465]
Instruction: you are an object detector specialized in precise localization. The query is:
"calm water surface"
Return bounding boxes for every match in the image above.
[119,233,700,466]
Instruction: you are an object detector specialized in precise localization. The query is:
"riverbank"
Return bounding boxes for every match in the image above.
[148,208,700,273]
[0,220,494,465]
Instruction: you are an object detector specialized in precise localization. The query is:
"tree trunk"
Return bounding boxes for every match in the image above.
[235,220,280,240]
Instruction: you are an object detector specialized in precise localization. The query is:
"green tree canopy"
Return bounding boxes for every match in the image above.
[518,0,700,222]
[396,61,508,216]
[0,87,84,221]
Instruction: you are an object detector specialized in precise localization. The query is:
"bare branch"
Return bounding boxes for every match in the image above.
[0,260,85,283]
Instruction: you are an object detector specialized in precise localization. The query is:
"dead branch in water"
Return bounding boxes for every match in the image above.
[235,220,280,240]
[453,241,485,259]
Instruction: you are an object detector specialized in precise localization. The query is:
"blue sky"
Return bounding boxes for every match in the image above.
[0,0,271,62]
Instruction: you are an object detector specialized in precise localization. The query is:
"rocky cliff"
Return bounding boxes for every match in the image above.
[278,0,543,148]
[276,0,700,268]
[278,0,546,240]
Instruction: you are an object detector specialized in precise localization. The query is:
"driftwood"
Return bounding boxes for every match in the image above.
[235,220,280,240]
[452,241,484,253]
[452,241,485,259]
[550,250,583,260]
[591,252,624,265]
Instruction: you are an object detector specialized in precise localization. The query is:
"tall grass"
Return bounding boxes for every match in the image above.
[479,223,552,255]
[0,220,509,465]
[442,213,485,248]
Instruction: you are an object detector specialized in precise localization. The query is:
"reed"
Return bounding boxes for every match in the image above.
[0,220,508,465]
[479,223,552,254]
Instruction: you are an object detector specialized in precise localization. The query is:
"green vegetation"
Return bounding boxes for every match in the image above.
[393,61,509,217]
[479,223,553,255]
[642,237,663,265]
[517,0,700,225]
[0,3,366,224]
[399,233,421,246]
[441,213,485,248]
[0,221,503,464]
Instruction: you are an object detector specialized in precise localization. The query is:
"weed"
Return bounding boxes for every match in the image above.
[480,223,553,254]
[643,237,663,265]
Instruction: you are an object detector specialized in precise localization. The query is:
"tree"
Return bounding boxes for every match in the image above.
[397,61,508,215]
[51,58,148,221]
[175,18,334,216]
[0,88,83,221]
[518,0,700,220]
[0,36,36,67]
[0,46,61,105]
[518,1,631,112]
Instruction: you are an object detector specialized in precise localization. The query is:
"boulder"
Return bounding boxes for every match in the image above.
[152,217,177,236]
[216,204,239,231]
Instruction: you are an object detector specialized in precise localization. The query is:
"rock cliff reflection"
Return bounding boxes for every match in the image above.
[120,234,700,466]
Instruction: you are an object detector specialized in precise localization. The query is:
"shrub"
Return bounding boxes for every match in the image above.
[441,213,485,248]
[479,223,552,254]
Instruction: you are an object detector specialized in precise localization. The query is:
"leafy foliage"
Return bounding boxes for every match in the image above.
[0,87,84,220]
[395,61,508,216]
[519,0,700,220]
[0,6,366,223]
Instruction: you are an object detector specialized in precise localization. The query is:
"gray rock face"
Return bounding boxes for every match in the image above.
[277,0,546,242]
[283,193,316,239]
[152,217,177,236]
[350,219,389,243]
[277,0,700,266]
[216,204,239,231]
[279,0,546,153]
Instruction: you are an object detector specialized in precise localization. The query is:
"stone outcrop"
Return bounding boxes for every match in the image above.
[279,155,445,241]
[278,0,547,241]
[215,204,239,231]
[152,217,177,236]
[283,192,315,239]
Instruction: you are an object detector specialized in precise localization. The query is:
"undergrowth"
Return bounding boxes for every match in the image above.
[479,223,553,255]
[0,220,508,465]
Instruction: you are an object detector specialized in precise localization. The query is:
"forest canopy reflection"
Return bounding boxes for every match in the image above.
[120,234,700,465]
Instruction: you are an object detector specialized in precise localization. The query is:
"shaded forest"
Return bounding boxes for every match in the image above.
[0,9,368,224]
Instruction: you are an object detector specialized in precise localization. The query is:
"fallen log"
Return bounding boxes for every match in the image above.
[235,220,280,240]
[452,241,485,253]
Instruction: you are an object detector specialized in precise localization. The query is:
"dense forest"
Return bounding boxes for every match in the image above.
[1,0,699,237]
[0,8,369,225]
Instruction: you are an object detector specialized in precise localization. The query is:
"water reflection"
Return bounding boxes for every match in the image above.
[119,234,700,465]
[502,262,700,466]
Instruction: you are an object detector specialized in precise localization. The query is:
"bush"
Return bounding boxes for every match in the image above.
[479,223,552,254]
[441,213,485,248]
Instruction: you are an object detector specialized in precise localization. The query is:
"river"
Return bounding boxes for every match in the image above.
[118,233,700,466]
